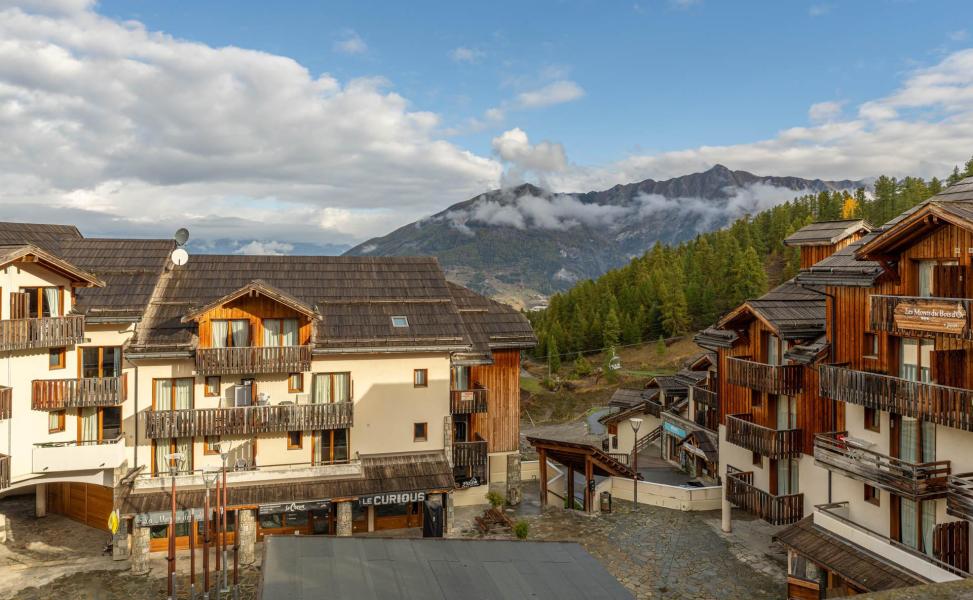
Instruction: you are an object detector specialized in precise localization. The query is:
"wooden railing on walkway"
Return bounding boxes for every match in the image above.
[870,295,973,341]
[450,388,488,414]
[31,374,127,410]
[725,467,803,526]
[142,401,354,439]
[814,432,950,499]
[453,436,488,468]
[948,473,973,523]
[0,386,10,420]
[819,364,973,432]
[0,315,85,351]
[630,426,661,464]
[195,345,312,376]
[726,357,803,395]
[726,413,802,458]
[0,453,8,490]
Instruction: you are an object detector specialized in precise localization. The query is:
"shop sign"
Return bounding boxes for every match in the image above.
[258,499,330,516]
[663,421,686,439]
[893,299,967,335]
[458,476,481,489]
[134,507,205,527]
[460,391,475,402]
[359,491,426,506]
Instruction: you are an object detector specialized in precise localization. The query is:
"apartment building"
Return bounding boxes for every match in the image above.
[0,223,534,566]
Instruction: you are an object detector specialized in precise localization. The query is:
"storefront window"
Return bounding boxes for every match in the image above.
[260,513,283,530]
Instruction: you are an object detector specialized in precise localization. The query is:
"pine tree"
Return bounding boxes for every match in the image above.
[731,246,768,302]
[547,335,561,375]
[603,307,621,350]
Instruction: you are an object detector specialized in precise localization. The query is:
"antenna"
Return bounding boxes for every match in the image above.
[174,228,190,246]
[170,248,189,266]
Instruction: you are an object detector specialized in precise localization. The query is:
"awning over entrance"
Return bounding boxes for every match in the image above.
[527,436,640,513]
[118,451,453,518]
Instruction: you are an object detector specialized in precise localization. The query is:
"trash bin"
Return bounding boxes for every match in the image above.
[600,491,612,513]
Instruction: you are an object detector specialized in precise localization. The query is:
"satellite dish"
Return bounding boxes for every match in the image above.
[174,228,190,246]
[170,248,189,266]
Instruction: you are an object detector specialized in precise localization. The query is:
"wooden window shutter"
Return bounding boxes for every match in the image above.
[931,349,966,388]
[933,264,966,298]
[933,520,969,572]
[9,292,29,319]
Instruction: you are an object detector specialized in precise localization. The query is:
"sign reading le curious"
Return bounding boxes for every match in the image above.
[893,299,967,335]
[359,491,426,507]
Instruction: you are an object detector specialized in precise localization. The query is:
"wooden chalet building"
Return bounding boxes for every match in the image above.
[0,222,534,567]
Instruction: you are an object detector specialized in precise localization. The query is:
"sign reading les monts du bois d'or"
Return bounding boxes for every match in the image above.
[893,299,967,335]
[134,507,205,527]
[358,491,426,506]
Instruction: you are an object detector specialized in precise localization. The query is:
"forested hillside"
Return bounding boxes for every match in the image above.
[528,160,973,364]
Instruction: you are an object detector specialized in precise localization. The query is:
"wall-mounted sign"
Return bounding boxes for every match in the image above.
[460,391,475,402]
[134,507,205,527]
[893,300,967,335]
[458,476,481,489]
[359,491,426,507]
[663,421,687,439]
[258,499,330,516]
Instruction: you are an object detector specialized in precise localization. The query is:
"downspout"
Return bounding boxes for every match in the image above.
[123,353,139,470]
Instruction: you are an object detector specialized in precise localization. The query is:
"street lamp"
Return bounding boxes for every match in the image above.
[165,452,186,600]
[630,418,642,511]
[219,444,231,595]
[202,468,220,600]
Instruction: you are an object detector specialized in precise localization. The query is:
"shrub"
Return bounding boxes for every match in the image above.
[572,354,593,378]
[486,491,505,508]
[513,519,529,540]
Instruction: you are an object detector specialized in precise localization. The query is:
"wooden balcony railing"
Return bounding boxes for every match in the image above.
[726,467,803,526]
[142,401,354,439]
[0,386,10,420]
[870,295,973,341]
[195,345,312,376]
[691,385,717,409]
[819,364,973,432]
[450,388,488,414]
[814,432,951,499]
[947,473,973,523]
[726,413,802,458]
[453,436,488,469]
[725,357,804,395]
[0,315,85,351]
[31,374,127,410]
[0,453,8,490]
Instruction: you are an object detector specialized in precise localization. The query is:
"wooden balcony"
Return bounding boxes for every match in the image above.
[0,386,10,420]
[870,295,973,341]
[0,315,85,351]
[195,345,312,376]
[0,453,8,490]
[947,473,973,522]
[691,385,717,409]
[142,401,354,439]
[450,388,488,414]
[725,413,802,458]
[726,467,803,526]
[453,436,488,469]
[814,432,951,500]
[31,374,127,410]
[819,364,973,432]
[725,357,803,395]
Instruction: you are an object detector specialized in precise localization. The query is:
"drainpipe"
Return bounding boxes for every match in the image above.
[123,355,139,470]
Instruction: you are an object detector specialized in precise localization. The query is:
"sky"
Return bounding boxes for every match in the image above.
[2,0,973,253]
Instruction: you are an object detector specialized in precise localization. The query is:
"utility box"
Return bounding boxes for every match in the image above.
[600,491,612,513]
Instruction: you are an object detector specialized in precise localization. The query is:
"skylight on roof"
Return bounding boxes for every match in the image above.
[391,316,409,328]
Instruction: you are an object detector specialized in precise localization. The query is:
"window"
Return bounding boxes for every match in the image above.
[414,368,428,388]
[204,376,221,397]
[311,373,351,404]
[287,431,302,450]
[204,436,221,455]
[211,319,250,348]
[864,407,880,433]
[863,333,879,358]
[153,437,193,476]
[80,346,121,379]
[48,410,65,433]
[900,338,933,383]
[918,260,935,297]
[48,347,65,370]
[752,452,761,466]
[391,316,409,328]
[313,429,349,465]
[288,373,303,393]
[414,422,428,442]
[451,365,471,390]
[764,333,781,365]
[777,458,799,495]
[865,484,880,506]
[262,318,299,347]
[19,287,62,318]
[153,378,194,411]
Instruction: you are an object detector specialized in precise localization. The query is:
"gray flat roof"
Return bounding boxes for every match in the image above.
[259,535,634,600]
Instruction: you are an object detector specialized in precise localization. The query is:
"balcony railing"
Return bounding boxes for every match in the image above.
[0,315,85,351]
[0,453,8,489]
[453,436,488,469]
[725,413,802,458]
[947,473,973,523]
[814,432,951,500]
[691,385,717,409]
[819,364,973,432]
[31,374,127,410]
[450,388,488,414]
[142,401,354,439]
[195,345,312,376]
[725,357,803,395]
[32,437,126,473]
[726,467,803,526]
[0,386,10,420]
[870,295,973,341]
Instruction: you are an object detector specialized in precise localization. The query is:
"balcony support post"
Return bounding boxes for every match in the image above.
[34,483,46,518]
[721,487,731,533]
[336,502,352,537]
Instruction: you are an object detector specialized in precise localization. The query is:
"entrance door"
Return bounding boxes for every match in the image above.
[406,502,422,528]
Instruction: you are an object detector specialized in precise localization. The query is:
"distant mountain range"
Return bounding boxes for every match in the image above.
[344,165,866,308]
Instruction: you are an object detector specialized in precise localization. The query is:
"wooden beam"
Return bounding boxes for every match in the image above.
[538,448,548,508]
[585,456,593,513]
[566,465,574,511]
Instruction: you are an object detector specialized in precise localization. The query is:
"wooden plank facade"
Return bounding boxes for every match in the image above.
[470,349,521,453]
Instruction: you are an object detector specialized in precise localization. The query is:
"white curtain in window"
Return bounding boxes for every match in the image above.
[263,319,280,347]
[282,319,298,346]
[918,261,934,297]
[230,320,249,347]
[211,320,228,348]
[48,412,59,431]
[900,339,918,382]
[43,288,59,317]
[334,373,350,402]
[80,407,98,442]
[312,374,331,404]
[174,379,192,410]
[921,500,936,556]
[155,442,169,475]
[766,334,780,365]
[452,367,470,390]
[900,497,918,550]
[176,438,192,474]
[154,379,173,410]
[921,421,936,463]
[899,417,918,464]
[313,431,323,464]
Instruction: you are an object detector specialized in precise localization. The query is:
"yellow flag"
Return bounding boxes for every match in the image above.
[107,509,119,535]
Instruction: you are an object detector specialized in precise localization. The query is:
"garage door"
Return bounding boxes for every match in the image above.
[47,482,113,531]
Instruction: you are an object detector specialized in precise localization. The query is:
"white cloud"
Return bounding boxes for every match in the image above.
[949,30,968,42]
[808,3,831,17]
[449,47,484,64]
[492,128,567,176]
[235,240,294,255]
[514,80,585,109]
[808,100,844,123]
[333,30,367,55]
[445,189,631,233]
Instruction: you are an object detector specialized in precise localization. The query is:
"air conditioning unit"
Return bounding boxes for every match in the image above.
[257,392,270,405]
[233,385,252,407]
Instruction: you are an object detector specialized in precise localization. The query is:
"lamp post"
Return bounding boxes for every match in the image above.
[630,418,642,511]
[202,468,219,600]
[219,446,230,594]
[165,452,186,600]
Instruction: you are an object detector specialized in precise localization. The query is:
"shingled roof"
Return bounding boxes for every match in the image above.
[717,280,825,340]
[795,232,885,287]
[783,219,872,247]
[446,282,537,364]
[0,221,81,253]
